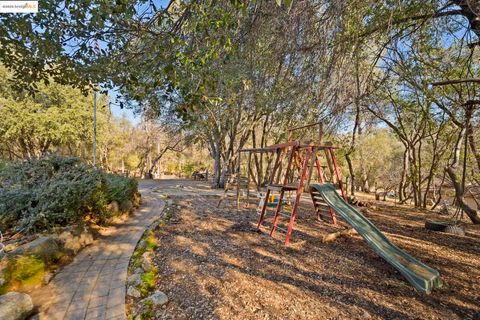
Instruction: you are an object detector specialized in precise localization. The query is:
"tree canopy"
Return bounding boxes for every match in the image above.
[2,0,480,221]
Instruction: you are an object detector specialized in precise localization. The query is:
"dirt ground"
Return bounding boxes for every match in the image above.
[148,180,480,320]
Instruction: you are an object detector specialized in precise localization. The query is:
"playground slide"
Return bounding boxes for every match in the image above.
[310,183,442,294]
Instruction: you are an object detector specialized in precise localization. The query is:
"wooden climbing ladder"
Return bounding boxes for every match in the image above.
[256,142,345,244]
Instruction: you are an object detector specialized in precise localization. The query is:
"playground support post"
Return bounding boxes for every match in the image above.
[284,146,313,244]
[329,148,346,198]
[269,146,296,236]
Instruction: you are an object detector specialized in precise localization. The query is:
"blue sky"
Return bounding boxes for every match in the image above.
[110,92,140,125]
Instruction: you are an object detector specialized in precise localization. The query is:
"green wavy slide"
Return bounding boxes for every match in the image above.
[310,183,442,294]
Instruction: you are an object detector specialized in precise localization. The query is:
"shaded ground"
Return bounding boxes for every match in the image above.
[148,180,480,319]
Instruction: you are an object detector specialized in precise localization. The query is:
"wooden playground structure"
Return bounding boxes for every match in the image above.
[230,123,442,294]
[234,122,346,244]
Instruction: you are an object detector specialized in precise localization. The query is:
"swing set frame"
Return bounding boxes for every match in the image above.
[235,122,346,244]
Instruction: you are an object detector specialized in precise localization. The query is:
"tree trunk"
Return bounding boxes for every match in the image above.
[147,140,182,178]
[399,148,408,202]
[212,143,222,188]
[446,166,480,224]
[345,153,355,196]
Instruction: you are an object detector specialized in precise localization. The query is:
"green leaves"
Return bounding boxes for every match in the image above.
[0,65,110,158]
[0,155,139,233]
[0,0,151,92]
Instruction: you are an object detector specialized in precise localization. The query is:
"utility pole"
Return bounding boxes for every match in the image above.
[93,90,97,167]
[92,40,100,168]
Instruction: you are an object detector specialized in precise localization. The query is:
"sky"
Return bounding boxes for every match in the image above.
[109,91,140,125]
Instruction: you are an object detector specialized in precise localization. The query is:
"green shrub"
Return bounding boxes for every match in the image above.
[105,173,138,204]
[139,270,157,296]
[0,155,138,233]
[0,159,8,172]
[145,231,158,251]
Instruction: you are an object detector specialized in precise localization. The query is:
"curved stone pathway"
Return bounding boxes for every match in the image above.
[31,188,165,320]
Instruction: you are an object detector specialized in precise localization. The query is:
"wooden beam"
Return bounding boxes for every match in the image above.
[287,121,323,141]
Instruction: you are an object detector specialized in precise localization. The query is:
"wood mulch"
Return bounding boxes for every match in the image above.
[149,194,480,320]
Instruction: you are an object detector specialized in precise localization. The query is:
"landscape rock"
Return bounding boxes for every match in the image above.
[142,291,168,307]
[141,252,153,271]
[120,200,134,213]
[0,292,34,320]
[127,286,141,298]
[78,232,94,247]
[58,231,80,254]
[43,272,53,284]
[11,236,58,261]
[107,201,120,214]
[138,240,147,249]
[59,230,93,254]
[127,273,142,287]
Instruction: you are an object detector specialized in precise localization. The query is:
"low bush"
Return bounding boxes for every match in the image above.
[139,270,157,296]
[105,173,138,204]
[0,155,139,233]
[0,159,7,172]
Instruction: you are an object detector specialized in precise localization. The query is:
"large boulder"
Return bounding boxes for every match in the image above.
[11,237,58,261]
[0,292,34,320]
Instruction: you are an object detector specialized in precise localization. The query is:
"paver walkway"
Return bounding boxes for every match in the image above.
[32,187,165,320]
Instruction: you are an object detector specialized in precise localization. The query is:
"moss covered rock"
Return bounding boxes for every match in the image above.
[0,255,45,293]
